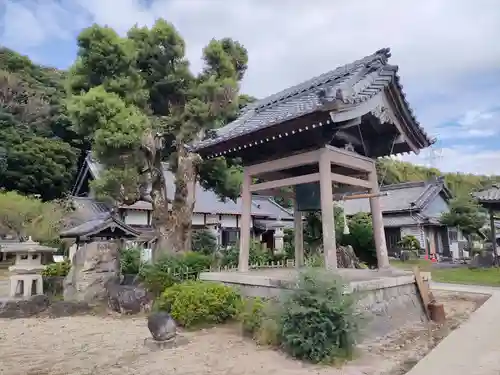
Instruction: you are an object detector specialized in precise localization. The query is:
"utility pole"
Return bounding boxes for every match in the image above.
[424,146,443,169]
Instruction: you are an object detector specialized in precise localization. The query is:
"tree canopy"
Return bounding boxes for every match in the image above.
[66,20,248,253]
[440,196,486,236]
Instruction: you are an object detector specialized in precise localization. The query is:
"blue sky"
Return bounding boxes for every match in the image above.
[1,0,500,175]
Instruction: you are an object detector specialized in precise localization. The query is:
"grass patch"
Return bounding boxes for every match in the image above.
[432,268,500,287]
[391,259,500,287]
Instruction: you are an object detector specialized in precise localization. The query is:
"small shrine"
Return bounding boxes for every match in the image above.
[0,237,56,298]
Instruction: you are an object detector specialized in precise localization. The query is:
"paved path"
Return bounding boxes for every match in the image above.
[408,282,500,375]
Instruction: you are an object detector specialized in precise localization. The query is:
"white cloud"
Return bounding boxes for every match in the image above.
[402,146,500,176]
[2,0,500,174]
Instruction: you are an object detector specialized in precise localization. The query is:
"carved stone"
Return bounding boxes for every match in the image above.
[63,241,120,302]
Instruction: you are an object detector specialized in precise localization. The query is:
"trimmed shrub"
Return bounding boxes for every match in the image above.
[191,229,218,255]
[41,260,71,277]
[120,247,142,275]
[279,269,360,363]
[138,252,214,295]
[220,240,272,268]
[156,281,240,328]
[341,213,377,267]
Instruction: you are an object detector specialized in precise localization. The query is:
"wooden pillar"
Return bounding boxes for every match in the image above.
[319,152,337,270]
[293,195,304,268]
[369,170,390,268]
[489,209,497,257]
[238,169,251,272]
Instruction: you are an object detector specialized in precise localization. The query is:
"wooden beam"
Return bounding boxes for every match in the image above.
[249,173,320,192]
[341,192,388,200]
[330,172,371,188]
[246,149,320,176]
[324,145,375,173]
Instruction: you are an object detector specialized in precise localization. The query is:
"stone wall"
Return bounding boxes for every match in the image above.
[200,271,427,341]
[356,282,426,338]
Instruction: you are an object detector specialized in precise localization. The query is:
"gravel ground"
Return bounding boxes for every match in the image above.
[0,291,487,375]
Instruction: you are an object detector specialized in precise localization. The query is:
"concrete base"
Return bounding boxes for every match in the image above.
[200,267,429,340]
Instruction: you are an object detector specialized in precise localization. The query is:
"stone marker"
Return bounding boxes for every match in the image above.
[63,241,119,302]
[144,311,186,350]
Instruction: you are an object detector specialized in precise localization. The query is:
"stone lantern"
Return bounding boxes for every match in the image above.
[0,237,56,298]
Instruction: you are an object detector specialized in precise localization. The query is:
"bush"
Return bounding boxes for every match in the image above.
[138,252,214,295]
[156,281,241,328]
[239,297,266,335]
[191,229,218,255]
[239,296,281,346]
[41,260,71,277]
[341,213,377,267]
[279,269,359,363]
[120,247,142,275]
[398,235,421,251]
[220,240,272,268]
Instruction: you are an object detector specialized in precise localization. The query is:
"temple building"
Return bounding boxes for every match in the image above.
[71,153,293,252]
[342,177,467,259]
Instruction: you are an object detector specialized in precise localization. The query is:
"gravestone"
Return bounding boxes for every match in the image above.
[63,240,119,302]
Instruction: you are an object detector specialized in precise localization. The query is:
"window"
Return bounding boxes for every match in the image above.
[221,229,239,247]
[449,229,458,242]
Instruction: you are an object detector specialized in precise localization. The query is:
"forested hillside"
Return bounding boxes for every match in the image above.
[0,48,82,200]
[0,46,497,201]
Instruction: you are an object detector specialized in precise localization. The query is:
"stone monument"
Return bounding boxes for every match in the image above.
[0,237,56,298]
[59,213,140,302]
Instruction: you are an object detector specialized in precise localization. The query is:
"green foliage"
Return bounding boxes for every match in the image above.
[377,158,500,198]
[239,296,267,336]
[41,260,71,277]
[119,247,142,275]
[156,280,240,327]
[220,240,272,268]
[0,191,68,244]
[138,252,213,295]
[342,213,377,267]
[398,235,421,250]
[279,269,359,363]
[191,229,218,255]
[0,48,79,200]
[238,296,281,346]
[440,196,486,235]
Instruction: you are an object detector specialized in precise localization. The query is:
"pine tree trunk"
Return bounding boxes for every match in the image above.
[152,145,198,258]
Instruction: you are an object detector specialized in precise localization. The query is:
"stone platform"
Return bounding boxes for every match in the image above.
[200,267,429,340]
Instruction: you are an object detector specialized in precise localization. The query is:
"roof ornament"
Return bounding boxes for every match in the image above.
[370,105,392,124]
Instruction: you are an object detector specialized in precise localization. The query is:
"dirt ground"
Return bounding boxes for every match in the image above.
[0,291,488,375]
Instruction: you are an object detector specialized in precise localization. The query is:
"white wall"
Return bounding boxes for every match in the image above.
[123,210,149,226]
[121,209,243,229]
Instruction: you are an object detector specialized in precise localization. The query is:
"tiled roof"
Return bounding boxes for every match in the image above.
[473,185,500,202]
[190,48,432,153]
[84,155,293,220]
[60,212,140,239]
[343,179,447,215]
